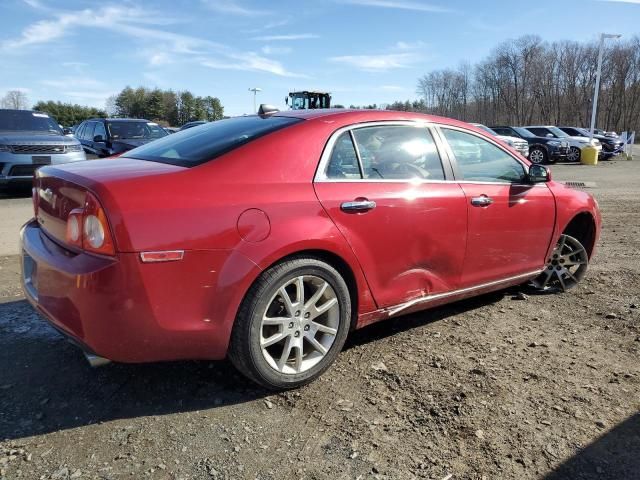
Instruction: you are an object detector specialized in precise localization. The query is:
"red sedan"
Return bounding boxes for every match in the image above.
[21,109,601,389]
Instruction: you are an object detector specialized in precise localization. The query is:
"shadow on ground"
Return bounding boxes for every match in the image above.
[544,412,640,480]
[1,289,506,440]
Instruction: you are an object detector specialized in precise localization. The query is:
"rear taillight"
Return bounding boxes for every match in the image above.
[64,192,115,255]
[65,208,84,248]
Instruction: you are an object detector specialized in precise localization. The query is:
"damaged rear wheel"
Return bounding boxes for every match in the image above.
[532,234,588,292]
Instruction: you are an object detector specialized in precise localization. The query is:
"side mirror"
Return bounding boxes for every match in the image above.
[93,135,105,143]
[62,127,72,135]
[528,164,551,183]
[546,133,554,138]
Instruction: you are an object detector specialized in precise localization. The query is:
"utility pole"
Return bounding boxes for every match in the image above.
[589,33,621,142]
[248,87,262,113]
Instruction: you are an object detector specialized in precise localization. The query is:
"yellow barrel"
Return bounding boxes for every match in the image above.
[581,146,598,165]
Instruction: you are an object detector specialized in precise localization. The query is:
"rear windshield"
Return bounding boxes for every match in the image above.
[122,115,303,167]
[0,110,62,135]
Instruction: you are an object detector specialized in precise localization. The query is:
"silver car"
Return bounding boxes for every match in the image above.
[0,109,85,187]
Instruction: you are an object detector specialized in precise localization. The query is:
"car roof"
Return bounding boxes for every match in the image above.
[272,108,475,129]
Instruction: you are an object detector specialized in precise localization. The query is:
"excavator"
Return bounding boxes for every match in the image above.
[286,91,331,110]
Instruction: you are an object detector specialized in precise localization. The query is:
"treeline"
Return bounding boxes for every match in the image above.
[388,35,640,133]
[108,87,224,126]
[33,101,106,126]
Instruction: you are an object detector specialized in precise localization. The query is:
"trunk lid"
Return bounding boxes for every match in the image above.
[34,158,185,249]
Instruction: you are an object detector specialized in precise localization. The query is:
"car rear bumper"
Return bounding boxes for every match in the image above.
[20,220,258,363]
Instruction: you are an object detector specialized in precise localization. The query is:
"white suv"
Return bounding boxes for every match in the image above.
[0,109,86,189]
[471,123,529,158]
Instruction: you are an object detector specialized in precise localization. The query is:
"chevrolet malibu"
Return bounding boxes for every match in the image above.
[21,109,601,389]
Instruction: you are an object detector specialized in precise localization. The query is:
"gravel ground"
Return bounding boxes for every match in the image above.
[0,153,639,480]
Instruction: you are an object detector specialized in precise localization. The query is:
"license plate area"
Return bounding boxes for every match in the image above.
[32,156,51,165]
[23,251,38,300]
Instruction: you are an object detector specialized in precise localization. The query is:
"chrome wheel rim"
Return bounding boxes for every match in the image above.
[567,147,580,162]
[260,275,339,374]
[530,149,545,164]
[533,234,588,292]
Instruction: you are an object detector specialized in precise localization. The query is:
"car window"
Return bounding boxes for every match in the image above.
[351,126,444,180]
[527,127,551,137]
[326,132,361,179]
[82,122,96,141]
[93,122,106,140]
[492,127,512,137]
[123,115,302,167]
[75,123,85,139]
[442,128,526,184]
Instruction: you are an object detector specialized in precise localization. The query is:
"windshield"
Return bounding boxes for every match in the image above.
[547,126,568,138]
[0,110,62,135]
[472,123,498,136]
[122,115,303,167]
[107,121,168,140]
[513,127,534,138]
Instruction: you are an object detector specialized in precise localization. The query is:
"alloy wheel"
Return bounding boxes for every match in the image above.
[529,149,545,164]
[567,147,581,162]
[260,275,340,374]
[532,234,588,292]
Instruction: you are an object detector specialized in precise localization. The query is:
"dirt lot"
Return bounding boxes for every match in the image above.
[1,153,639,480]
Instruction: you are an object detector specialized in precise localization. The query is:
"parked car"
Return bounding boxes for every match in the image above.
[164,127,180,134]
[490,126,569,164]
[558,126,624,159]
[0,109,85,188]
[523,125,601,162]
[179,120,207,131]
[471,123,529,158]
[75,118,168,158]
[21,109,601,389]
[593,128,619,138]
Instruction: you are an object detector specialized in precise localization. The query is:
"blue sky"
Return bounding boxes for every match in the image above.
[0,0,638,118]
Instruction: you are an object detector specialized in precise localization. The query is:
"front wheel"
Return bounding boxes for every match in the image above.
[228,257,351,390]
[529,147,548,164]
[532,234,588,292]
[567,146,581,162]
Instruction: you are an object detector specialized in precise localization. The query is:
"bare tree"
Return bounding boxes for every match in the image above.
[1,90,30,109]
[409,35,640,133]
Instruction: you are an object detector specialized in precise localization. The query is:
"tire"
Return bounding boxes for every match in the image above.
[228,257,351,390]
[529,147,547,165]
[567,146,581,162]
[532,234,588,292]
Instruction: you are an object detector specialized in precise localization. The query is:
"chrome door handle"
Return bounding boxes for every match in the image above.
[341,200,377,212]
[471,195,493,207]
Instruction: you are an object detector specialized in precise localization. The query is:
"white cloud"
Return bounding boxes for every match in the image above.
[5,4,305,78]
[201,52,306,78]
[330,52,421,71]
[201,0,270,16]
[329,40,425,72]
[2,6,177,50]
[339,0,451,13]
[41,77,106,90]
[251,33,319,41]
[261,45,293,55]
